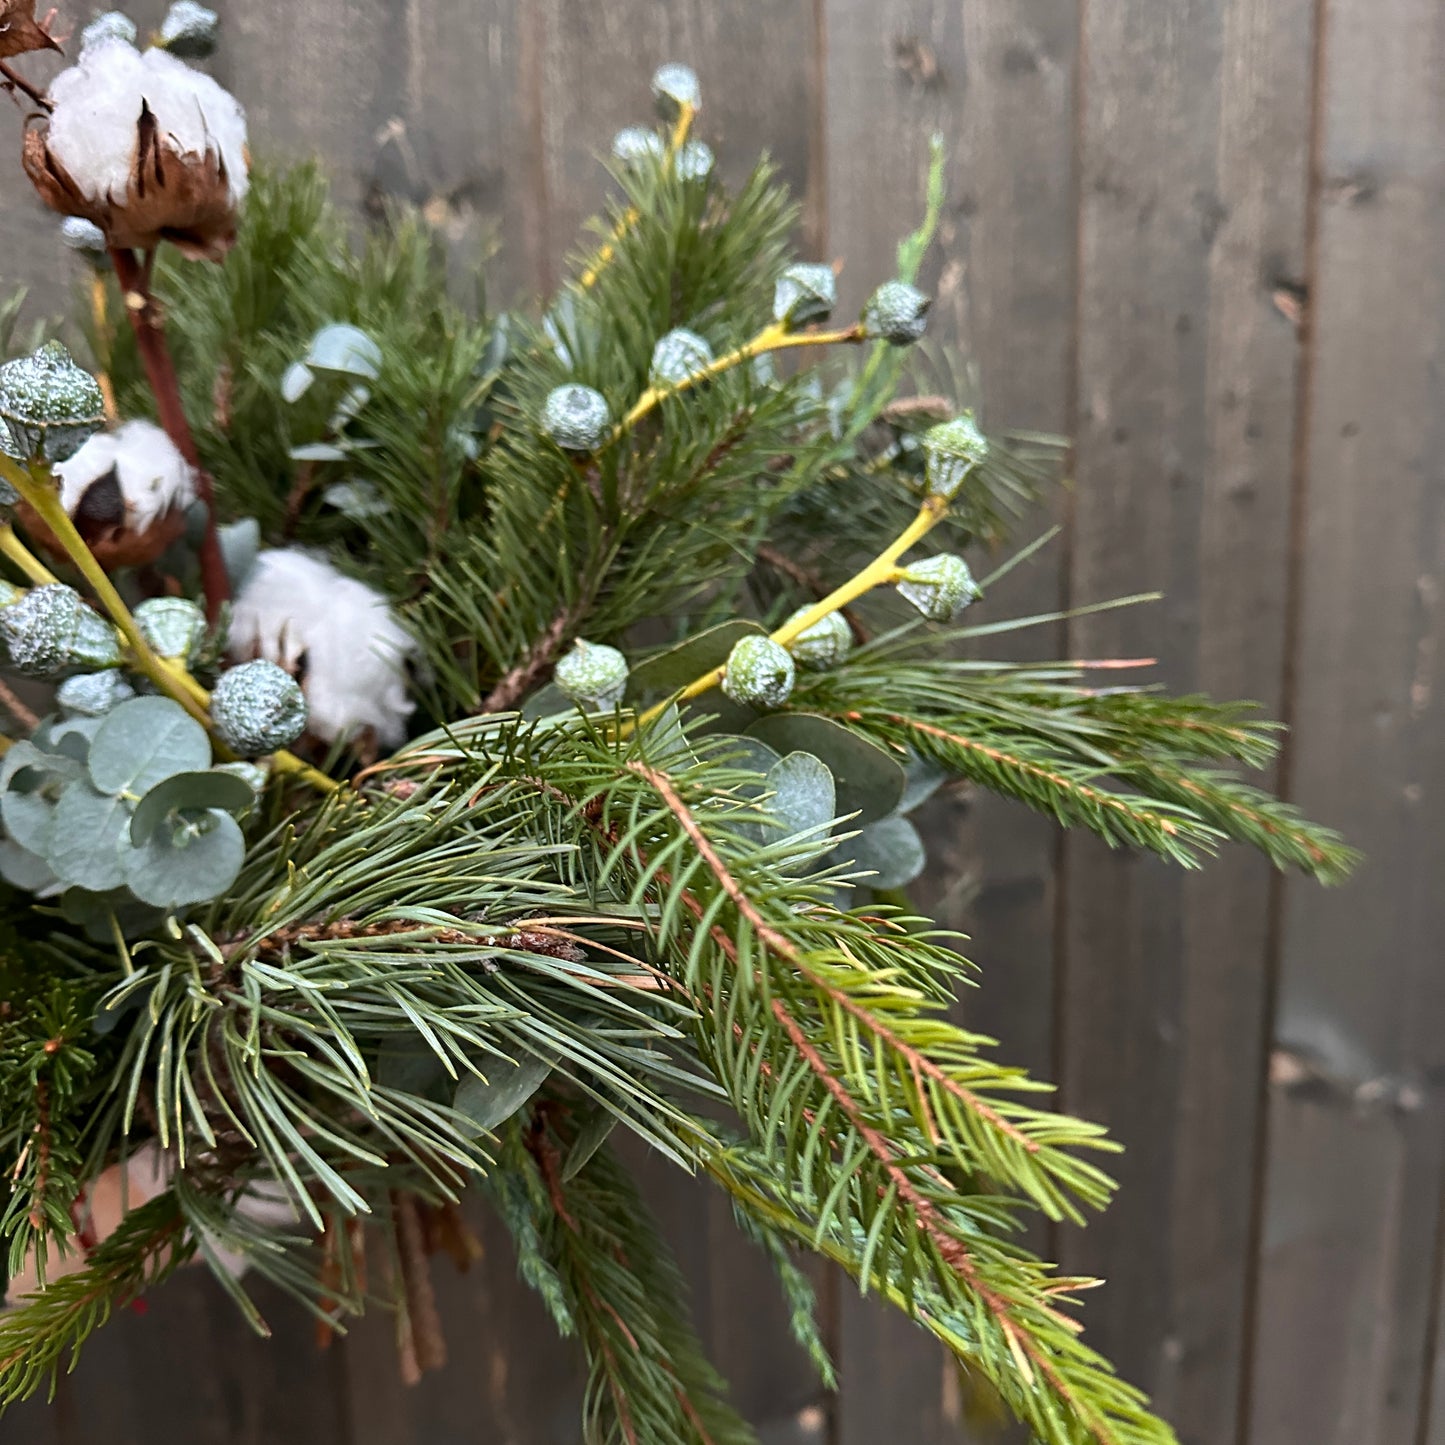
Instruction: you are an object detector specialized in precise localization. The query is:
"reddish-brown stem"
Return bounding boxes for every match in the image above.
[109,247,230,622]
[0,60,50,111]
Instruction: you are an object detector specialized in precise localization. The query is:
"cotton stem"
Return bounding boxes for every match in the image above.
[108,247,230,623]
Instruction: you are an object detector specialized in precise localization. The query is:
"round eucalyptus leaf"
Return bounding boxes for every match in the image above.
[0,839,58,892]
[634,704,698,769]
[280,361,315,404]
[376,1042,451,1100]
[89,697,212,797]
[47,783,130,891]
[625,621,767,702]
[745,713,906,825]
[130,769,259,845]
[706,734,782,782]
[899,750,950,814]
[120,809,245,910]
[3,737,80,784]
[561,1106,619,1182]
[305,324,383,381]
[766,751,836,840]
[453,1051,552,1134]
[218,517,262,593]
[521,682,572,720]
[1,785,55,854]
[844,816,928,890]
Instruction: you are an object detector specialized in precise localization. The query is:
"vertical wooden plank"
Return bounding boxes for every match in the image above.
[1245,0,1445,1440]
[1063,0,1316,1439]
[342,1201,584,1445]
[824,2,1078,1441]
[537,0,822,290]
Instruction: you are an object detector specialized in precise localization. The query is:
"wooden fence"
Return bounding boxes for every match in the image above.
[4,1,1443,1442]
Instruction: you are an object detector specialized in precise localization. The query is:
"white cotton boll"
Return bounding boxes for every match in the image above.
[45,40,248,210]
[54,419,197,532]
[228,549,417,747]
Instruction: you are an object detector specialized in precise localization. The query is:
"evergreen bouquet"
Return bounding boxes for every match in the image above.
[0,10,1354,1443]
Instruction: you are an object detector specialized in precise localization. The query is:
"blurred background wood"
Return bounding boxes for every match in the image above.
[3,1,1442,1441]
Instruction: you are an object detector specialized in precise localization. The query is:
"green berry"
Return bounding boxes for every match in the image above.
[773,263,837,330]
[210,660,308,757]
[722,635,795,709]
[0,343,106,465]
[58,670,136,717]
[554,639,629,710]
[649,329,714,388]
[785,608,853,671]
[896,555,981,622]
[613,127,665,166]
[0,585,119,677]
[652,63,700,119]
[862,281,931,346]
[158,1,220,58]
[922,413,990,501]
[135,597,207,664]
[543,384,611,452]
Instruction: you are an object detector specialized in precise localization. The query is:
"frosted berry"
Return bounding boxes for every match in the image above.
[675,139,714,184]
[896,555,982,622]
[649,329,714,388]
[652,63,700,119]
[0,343,106,464]
[922,414,990,501]
[80,12,138,50]
[785,608,853,671]
[135,597,207,664]
[0,584,119,676]
[158,1,220,59]
[862,281,931,346]
[773,263,837,330]
[722,635,795,709]
[58,670,136,717]
[210,659,308,757]
[543,384,611,452]
[613,127,665,167]
[60,216,109,258]
[554,639,630,710]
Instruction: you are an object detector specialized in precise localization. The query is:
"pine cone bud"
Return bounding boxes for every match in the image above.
[134,597,206,664]
[675,139,714,184]
[58,669,136,717]
[896,555,981,622]
[80,12,137,50]
[543,384,612,452]
[0,343,106,465]
[158,2,220,59]
[612,127,665,167]
[773,263,837,331]
[210,659,308,757]
[922,413,990,501]
[651,62,700,120]
[554,639,629,710]
[0,584,120,676]
[649,329,714,388]
[785,608,853,670]
[722,635,795,709]
[862,281,931,346]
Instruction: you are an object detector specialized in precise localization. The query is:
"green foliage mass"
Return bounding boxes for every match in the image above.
[1,108,1356,1445]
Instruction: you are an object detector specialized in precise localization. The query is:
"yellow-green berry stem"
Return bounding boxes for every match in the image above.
[0,524,59,587]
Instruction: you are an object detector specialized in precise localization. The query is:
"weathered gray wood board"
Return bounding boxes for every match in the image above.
[4,1,1444,1443]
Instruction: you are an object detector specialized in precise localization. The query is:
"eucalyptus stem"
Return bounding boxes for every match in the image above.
[632,494,947,730]
[0,456,338,795]
[88,274,119,425]
[612,321,866,442]
[579,101,698,291]
[0,524,58,586]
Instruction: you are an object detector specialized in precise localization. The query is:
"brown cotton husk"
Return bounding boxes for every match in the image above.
[13,489,189,571]
[22,102,242,260]
[0,0,61,60]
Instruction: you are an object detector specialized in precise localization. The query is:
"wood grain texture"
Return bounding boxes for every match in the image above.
[1062,2,1316,1441]
[1244,0,1445,1440]
[824,2,1077,1440]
